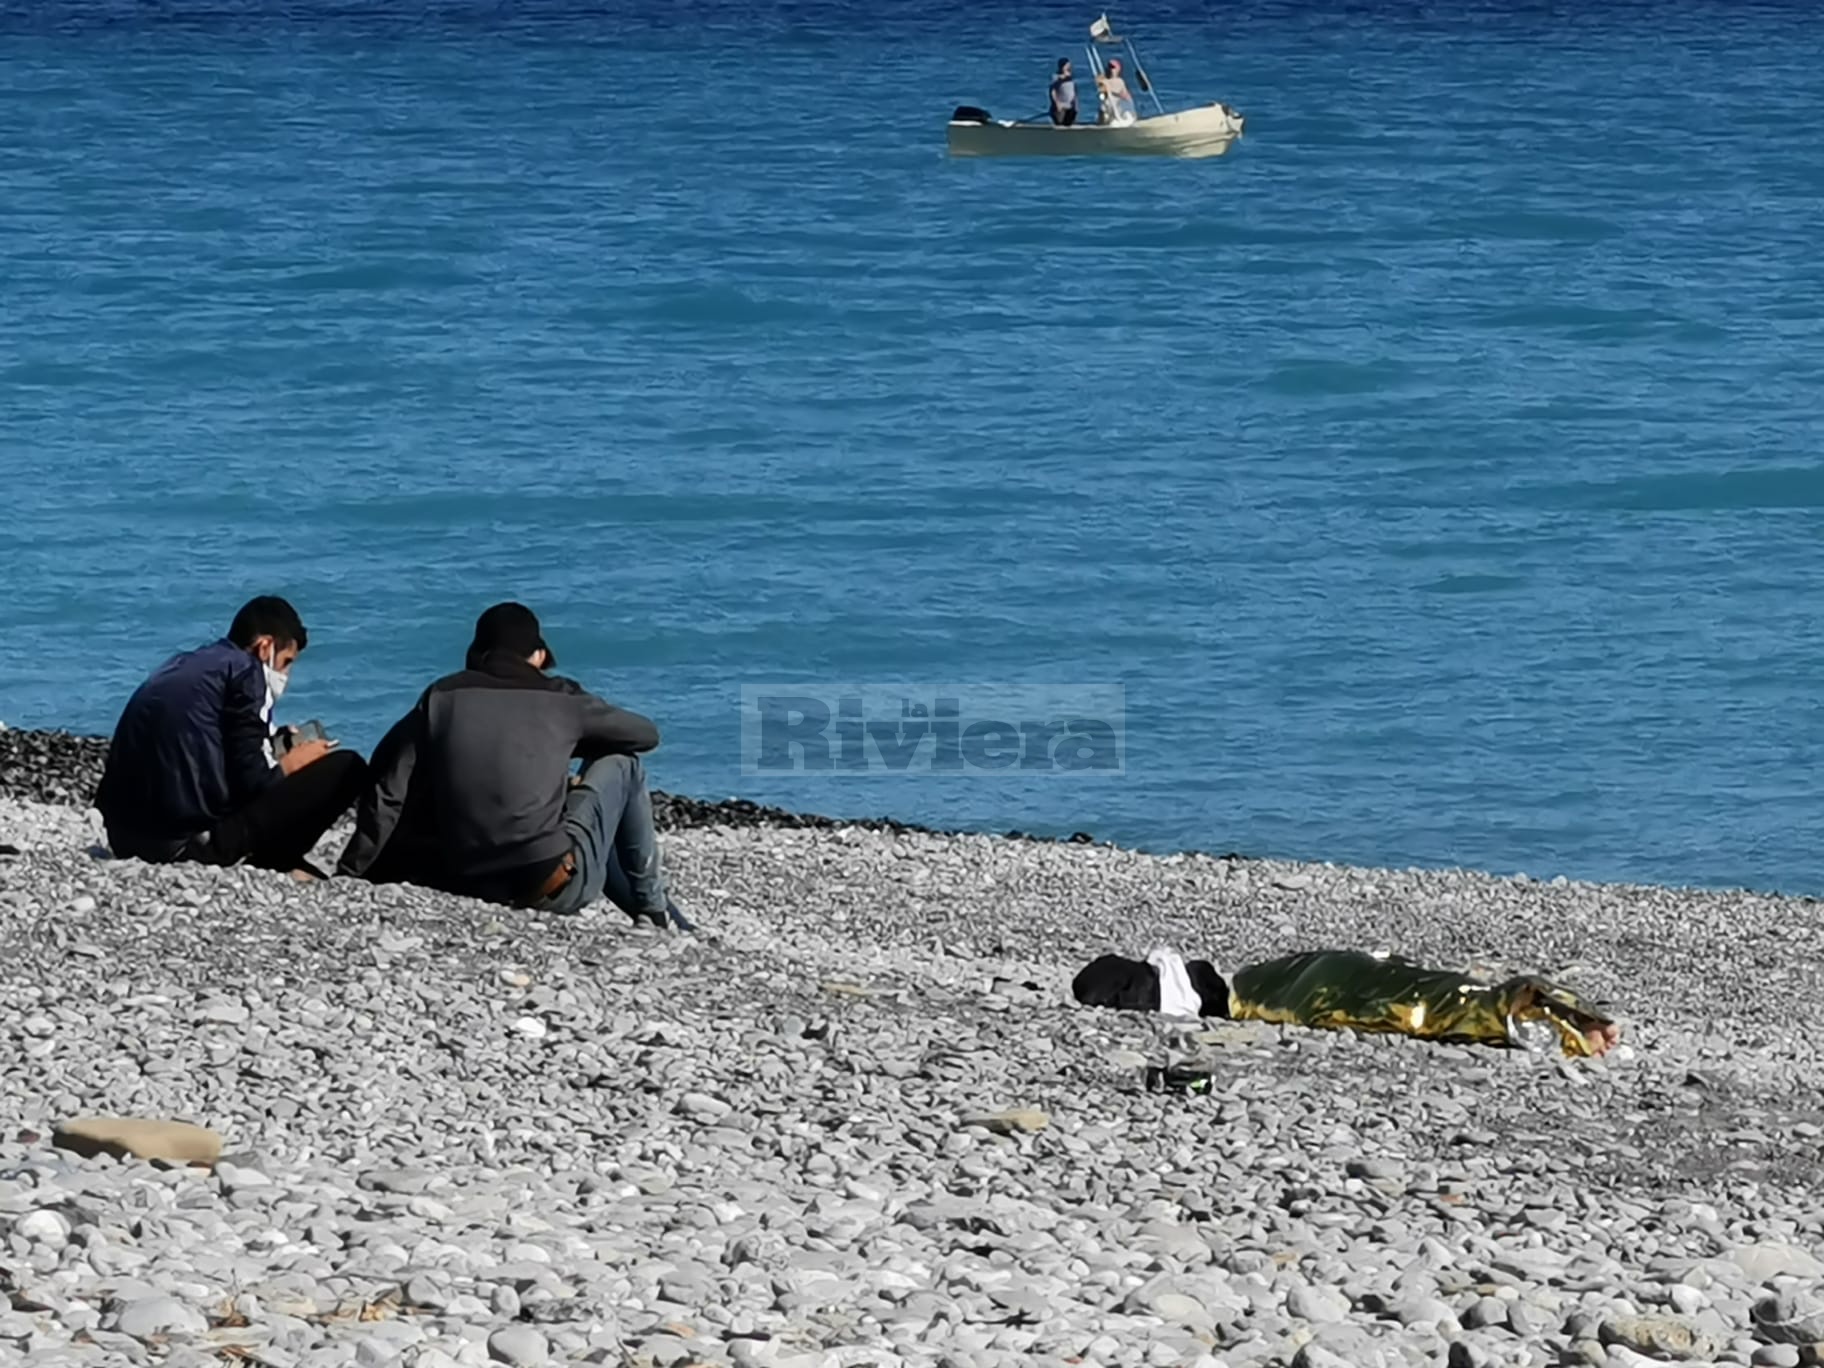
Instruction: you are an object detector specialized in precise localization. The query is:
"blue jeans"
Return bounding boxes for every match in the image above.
[539,754,669,920]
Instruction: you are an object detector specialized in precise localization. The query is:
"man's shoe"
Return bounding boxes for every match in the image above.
[628,900,694,933]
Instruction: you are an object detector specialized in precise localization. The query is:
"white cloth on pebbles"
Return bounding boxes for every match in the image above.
[1146,945,1203,1017]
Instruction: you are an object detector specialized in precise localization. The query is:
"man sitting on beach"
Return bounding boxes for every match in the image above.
[337,601,690,929]
[96,595,367,879]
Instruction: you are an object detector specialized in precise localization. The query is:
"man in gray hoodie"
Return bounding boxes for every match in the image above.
[338,602,689,928]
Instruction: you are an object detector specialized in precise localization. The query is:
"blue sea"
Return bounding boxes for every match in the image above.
[4,0,1822,892]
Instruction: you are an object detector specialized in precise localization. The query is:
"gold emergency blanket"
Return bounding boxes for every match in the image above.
[1227,950,1618,1058]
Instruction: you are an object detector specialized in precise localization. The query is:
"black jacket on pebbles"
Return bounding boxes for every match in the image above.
[337,650,658,895]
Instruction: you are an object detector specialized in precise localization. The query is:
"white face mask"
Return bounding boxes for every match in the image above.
[262,647,290,703]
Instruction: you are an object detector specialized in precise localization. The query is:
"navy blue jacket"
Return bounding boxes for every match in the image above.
[97,638,281,853]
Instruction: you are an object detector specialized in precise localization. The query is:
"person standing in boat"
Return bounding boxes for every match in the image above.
[1049,57,1078,126]
[1097,56,1137,126]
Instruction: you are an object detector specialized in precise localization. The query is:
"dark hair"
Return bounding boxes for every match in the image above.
[1057,57,1070,72]
[228,595,308,652]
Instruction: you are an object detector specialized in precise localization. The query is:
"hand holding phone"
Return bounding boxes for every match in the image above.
[279,737,337,775]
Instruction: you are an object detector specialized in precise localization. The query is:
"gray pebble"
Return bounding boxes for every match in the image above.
[1754,1289,1824,1345]
[113,1295,208,1339]
[487,1324,550,1365]
[1463,1296,1509,1329]
[1287,1284,1350,1324]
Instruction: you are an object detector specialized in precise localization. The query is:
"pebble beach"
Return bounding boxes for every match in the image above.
[4,728,1824,1368]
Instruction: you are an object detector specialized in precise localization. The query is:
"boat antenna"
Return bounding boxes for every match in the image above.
[1087,12,1116,123]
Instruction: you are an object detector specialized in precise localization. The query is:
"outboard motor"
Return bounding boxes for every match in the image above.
[950,105,994,125]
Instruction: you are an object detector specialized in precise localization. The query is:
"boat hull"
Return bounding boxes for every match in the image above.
[947,104,1245,159]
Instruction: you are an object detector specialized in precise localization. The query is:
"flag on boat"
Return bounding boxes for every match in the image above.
[1090,14,1117,41]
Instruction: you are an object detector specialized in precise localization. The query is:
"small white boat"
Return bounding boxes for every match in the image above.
[946,13,1246,161]
[947,102,1246,159]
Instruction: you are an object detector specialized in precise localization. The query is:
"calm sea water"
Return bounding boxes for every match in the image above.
[4,0,1822,891]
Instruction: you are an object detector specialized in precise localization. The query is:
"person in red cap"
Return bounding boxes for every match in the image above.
[1097,56,1136,125]
[338,602,690,929]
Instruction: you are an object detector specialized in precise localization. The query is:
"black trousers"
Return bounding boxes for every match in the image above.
[188,751,368,871]
[1052,106,1078,126]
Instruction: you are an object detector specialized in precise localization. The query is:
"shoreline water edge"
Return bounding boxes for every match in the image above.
[0,727,1796,895]
[5,725,1824,1367]
[0,726,1137,854]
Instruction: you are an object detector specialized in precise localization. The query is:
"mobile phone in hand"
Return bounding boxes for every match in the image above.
[293,720,328,744]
